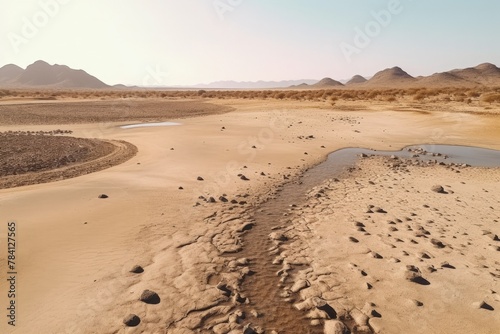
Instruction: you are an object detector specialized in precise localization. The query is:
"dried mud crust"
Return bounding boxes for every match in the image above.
[0,134,137,189]
[0,100,233,125]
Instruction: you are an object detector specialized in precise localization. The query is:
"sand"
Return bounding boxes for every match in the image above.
[0,98,499,333]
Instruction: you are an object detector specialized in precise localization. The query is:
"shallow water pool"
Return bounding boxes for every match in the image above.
[120,121,181,129]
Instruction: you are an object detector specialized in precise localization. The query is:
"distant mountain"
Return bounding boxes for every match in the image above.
[364,67,415,87]
[312,77,344,88]
[416,72,472,87]
[1,61,499,90]
[346,75,367,85]
[449,63,500,86]
[191,79,318,89]
[0,60,109,89]
[0,64,24,84]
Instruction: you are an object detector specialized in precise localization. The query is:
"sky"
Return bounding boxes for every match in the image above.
[1,0,499,86]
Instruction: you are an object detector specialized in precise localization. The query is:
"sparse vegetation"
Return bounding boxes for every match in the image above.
[0,87,499,110]
[481,93,500,103]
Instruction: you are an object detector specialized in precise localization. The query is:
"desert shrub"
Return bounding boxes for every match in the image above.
[466,90,481,98]
[413,92,426,101]
[341,92,355,99]
[367,91,379,99]
[481,93,500,103]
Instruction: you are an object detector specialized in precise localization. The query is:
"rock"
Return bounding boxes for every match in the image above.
[130,265,144,274]
[219,196,228,202]
[472,301,493,310]
[250,309,261,318]
[140,290,160,304]
[324,320,350,334]
[372,207,386,213]
[370,252,383,259]
[208,197,216,203]
[431,238,446,248]
[98,194,108,199]
[123,314,141,327]
[350,308,369,326]
[233,293,248,304]
[405,266,430,285]
[290,279,310,293]
[410,299,423,307]
[349,236,359,243]
[243,324,264,334]
[488,234,500,241]
[197,176,204,181]
[431,185,445,193]
[240,175,250,181]
[269,232,287,242]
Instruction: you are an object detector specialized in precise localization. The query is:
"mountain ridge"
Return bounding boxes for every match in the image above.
[1,61,500,89]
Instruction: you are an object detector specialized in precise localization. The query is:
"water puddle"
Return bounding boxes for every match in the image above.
[120,121,181,129]
[239,144,500,333]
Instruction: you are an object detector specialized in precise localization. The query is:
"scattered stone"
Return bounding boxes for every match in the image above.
[130,265,144,274]
[472,301,494,310]
[349,236,359,243]
[240,175,250,181]
[488,234,500,241]
[208,197,216,203]
[123,314,141,327]
[370,252,383,259]
[219,196,228,202]
[350,308,369,326]
[405,266,430,285]
[372,207,387,213]
[410,299,424,307]
[431,238,446,248]
[140,290,160,304]
[324,320,350,334]
[441,262,455,269]
[269,232,287,242]
[178,186,184,190]
[197,176,204,181]
[431,185,445,193]
[243,324,264,334]
[216,282,232,296]
[250,309,261,318]
[233,293,248,304]
[98,194,108,199]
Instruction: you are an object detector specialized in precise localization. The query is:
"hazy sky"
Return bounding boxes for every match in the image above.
[1,0,499,86]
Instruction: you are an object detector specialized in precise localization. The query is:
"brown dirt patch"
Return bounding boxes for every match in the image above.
[0,133,137,189]
[0,99,233,125]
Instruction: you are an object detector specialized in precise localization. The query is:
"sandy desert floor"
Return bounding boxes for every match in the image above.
[0,98,499,334]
